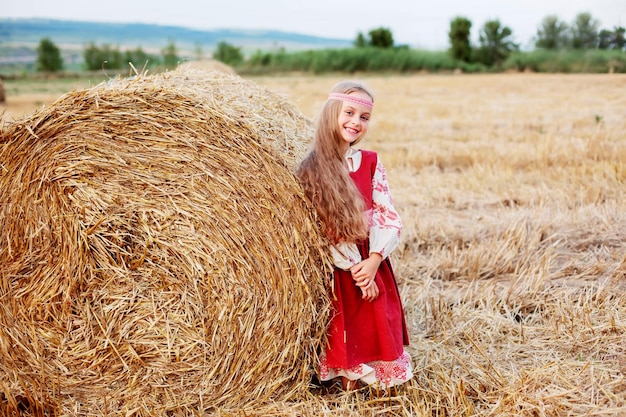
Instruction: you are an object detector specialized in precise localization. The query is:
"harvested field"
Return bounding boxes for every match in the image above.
[1,72,626,416]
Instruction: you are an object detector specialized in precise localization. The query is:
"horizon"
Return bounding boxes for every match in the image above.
[3,0,625,50]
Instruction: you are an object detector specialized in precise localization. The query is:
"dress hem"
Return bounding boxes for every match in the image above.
[319,348,413,389]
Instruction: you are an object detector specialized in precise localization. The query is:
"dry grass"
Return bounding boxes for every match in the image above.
[1,71,625,416]
[249,73,626,416]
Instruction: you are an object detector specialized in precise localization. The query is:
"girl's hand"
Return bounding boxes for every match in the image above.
[350,253,382,301]
[361,279,379,302]
[351,253,382,287]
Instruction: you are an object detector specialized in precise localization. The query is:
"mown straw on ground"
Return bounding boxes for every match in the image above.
[1,72,625,416]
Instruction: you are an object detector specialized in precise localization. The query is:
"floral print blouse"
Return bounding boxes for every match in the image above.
[331,148,402,270]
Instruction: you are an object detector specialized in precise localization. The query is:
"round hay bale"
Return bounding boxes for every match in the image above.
[170,66,313,169]
[0,70,331,415]
[0,78,5,103]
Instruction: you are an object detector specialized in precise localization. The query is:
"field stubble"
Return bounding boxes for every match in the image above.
[2,73,625,416]
[250,73,626,416]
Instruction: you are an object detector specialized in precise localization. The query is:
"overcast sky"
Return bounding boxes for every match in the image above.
[4,0,625,49]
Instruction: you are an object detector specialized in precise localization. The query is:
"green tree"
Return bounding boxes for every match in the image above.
[571,12,599,49]
[83,42,103,71]
[368,27,394,48]
[82,42,123,71]
[448,17,472,62]
[36,37,63,72]
[212,41,243,66]
[102,44,123,69]
[609,26,626,50]
[535,15,570,49]
[476,20,519,68]
[354,32,366,48]
[598,29,613,49]
[124,47,156,71]
[248,49,272,66]
[161,40,180,69]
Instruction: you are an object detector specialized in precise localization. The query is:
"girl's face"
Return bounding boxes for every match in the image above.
[336,91,372,151]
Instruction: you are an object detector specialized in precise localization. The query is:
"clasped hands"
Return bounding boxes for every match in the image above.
[350,252,382,302]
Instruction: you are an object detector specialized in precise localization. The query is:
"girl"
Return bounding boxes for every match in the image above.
[297,81,412,391]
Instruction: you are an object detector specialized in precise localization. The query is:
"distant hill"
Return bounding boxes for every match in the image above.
[0,18,352,67]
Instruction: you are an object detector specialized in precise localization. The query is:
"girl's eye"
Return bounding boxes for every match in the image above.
[361,115,369,121]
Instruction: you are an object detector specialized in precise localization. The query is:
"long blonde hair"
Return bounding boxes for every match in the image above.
[297,81,374,244]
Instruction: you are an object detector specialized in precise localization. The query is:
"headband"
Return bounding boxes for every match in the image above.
[328,92,373,109]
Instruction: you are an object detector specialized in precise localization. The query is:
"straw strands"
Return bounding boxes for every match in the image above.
[167,65,313,169]
[3,72,625,416]
[0,68,331,415]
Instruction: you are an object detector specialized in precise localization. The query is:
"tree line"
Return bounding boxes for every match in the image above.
[34,38,247,73]
[36,40,182,72]
[448,12,624,68]
[34,11,625,73]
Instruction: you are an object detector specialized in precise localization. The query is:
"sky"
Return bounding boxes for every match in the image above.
[3,0,625,50]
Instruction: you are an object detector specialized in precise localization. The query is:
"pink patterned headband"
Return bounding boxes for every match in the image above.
[328,92,373,109]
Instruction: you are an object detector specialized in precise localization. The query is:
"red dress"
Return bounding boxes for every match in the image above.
[319,150,411,388]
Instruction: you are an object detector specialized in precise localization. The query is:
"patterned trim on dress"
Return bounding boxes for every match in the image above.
[319,349,413,389]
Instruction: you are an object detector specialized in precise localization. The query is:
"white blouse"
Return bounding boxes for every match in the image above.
[331,148,402,270]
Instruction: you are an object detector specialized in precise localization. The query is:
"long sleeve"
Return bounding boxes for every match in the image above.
[330,242,362,270]
[368,158,401,258]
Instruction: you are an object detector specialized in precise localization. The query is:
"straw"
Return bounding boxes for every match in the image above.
[0,67,332,416]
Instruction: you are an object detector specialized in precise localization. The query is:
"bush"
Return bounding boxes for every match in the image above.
[503,49,626,73]
[36,38,63,72]
[83,42,123,71]
[213,42,243,66]
[125,47,159,71]
[241,47,465,74]
[161,41,179,69]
